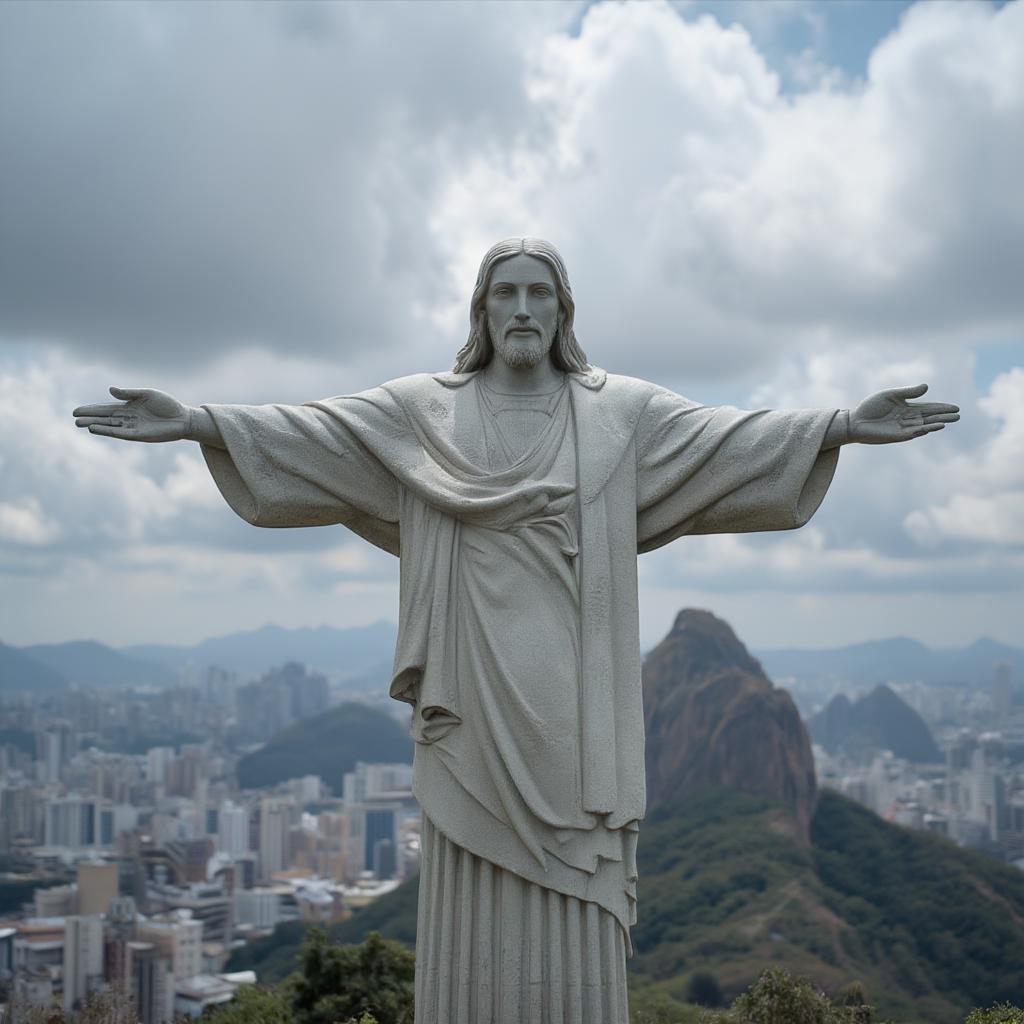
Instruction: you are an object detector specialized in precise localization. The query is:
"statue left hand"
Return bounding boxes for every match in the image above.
[849,384,959,444]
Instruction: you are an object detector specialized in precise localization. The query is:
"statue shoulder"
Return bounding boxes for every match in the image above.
[376,372,468,404]
[590,370,662,410]
[378,372,450,393]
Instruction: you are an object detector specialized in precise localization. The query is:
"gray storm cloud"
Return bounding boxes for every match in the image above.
[0,1,573,364]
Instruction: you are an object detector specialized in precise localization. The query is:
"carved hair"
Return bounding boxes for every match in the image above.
[453,237,590,374]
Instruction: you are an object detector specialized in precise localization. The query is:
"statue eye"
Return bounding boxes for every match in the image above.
[533,286,552,297]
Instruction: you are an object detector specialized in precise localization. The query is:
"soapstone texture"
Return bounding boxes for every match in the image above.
[73,237,960,1024]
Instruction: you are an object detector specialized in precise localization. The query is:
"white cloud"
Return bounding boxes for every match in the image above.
[905,367,1024,548]
[0,498,62,546]
[1,0,1022,647]
[429,0,1024,390]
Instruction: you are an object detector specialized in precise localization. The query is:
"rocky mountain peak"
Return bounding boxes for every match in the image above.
[643,608,817,842]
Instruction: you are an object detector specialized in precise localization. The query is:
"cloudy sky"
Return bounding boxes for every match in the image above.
[1,0,1022,651]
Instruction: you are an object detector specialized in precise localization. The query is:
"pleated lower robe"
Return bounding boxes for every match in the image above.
[415,817,629,1024]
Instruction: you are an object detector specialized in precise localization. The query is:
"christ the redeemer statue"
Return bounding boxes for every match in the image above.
[74,238,958,1024]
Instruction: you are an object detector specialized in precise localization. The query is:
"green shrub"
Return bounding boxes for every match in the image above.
[288,929,413,1024]
[700,967,878,1024]
[687,970,724,1008]
[964,1007,1024,1024]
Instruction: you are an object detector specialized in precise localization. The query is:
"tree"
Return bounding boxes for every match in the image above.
[288,929,414,1024]
[199,985,293,1024]
[964,1008,1024,1024]
[686,971,723,1007]
[700,967,880,1024]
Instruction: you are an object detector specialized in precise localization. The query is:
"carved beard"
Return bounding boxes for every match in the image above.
[488,315,553,369]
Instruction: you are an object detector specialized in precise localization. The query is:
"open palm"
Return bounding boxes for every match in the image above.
[850,384,959,444]
[73,387,190,442]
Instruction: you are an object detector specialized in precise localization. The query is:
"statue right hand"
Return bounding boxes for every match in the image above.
[73,387,190,443]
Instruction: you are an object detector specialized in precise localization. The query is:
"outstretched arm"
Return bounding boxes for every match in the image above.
[822,384,959,450]
[73,387,225,448]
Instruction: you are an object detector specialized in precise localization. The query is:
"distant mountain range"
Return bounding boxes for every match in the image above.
[0,621,398,692]
[755,635,1024,688]
[0,640,68,693]
[122,621,398,679]
[808,684,943,763]
[2,620,1020,694]
[22,640,176,688]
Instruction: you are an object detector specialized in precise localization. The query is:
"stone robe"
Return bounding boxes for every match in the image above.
[200,367,838,1011]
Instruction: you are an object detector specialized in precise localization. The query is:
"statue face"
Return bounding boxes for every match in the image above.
[485,254,562,370]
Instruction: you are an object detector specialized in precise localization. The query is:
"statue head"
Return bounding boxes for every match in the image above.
[453,237,589,374]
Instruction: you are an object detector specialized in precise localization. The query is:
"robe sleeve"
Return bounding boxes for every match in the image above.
[635,386,840,553]
[200,391,402,555]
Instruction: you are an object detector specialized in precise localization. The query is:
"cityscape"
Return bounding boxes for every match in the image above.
[812,665,1024,867]
[0,658,419,1021]
[0,632,1020,1021]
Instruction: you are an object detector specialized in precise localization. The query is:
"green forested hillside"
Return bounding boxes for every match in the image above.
[237,701,413,794]
[230,789,1024,1023]
[811,793,1024,1010]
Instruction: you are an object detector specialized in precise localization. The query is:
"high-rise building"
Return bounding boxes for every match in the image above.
[136,913,203,982]
[217,801,249,858]
[44,796,97,849]
[258,798,294,880]
[103,895,138,990]
[146,747,173,787]
[0,784,45,851]
[98,804,116,846]
[234,888,282,930]
[38,724,75,784]
[994,663,1014,721]
[77,861,119,916]
[969,748,1008,842]
[342,762,413,805]
[63,915,104,1011]
[126,940,175,1024]
[157,883,232,945]
[34,883,76,918]
[233,853,257,891]
[346,804,401,880]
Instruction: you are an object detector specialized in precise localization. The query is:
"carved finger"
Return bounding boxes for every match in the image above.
[76,416,120,427]
[890,383,928,400]
[913,402,960,415]
[72,403,124,417]
[922,412,960,424]
[87,424,128,438]
[110,386,147,400]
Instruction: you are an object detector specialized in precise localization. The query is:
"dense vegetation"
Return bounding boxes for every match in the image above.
[230,788,1024,1023]
[218,937,1024,1024]
[236,702,413,795]
[811,791,1024,1007]
[5,936,1022,1024]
